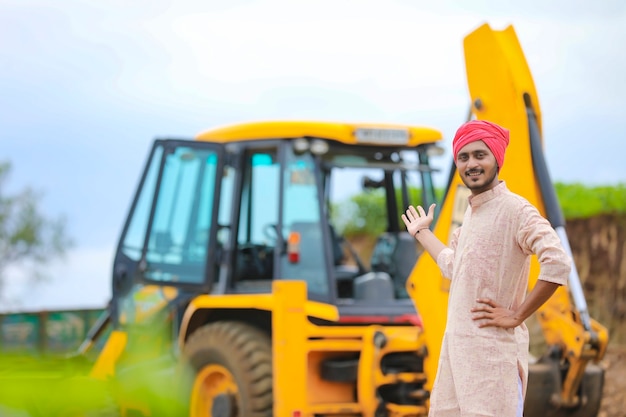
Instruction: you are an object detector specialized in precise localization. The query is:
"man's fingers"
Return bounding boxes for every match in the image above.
[406,206,422,222]
[476,298,497,308]
[404,204,433,224]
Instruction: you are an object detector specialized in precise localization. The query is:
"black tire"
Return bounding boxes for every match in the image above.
[525,361,604,417]
[182,321,273,417]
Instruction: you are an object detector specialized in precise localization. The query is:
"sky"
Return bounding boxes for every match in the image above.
[1,0,625,312]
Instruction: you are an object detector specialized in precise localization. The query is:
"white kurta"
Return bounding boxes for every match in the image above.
[430,181,571,417]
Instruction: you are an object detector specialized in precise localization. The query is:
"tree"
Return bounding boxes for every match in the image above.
[333,187,426,237]
[0,161,72,297]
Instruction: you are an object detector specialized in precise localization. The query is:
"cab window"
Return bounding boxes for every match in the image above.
[280,147,329,298]
[144,146,218,284]
[232,150,279,288]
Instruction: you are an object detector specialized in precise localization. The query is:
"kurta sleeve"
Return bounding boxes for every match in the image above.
[436,226,461,279]
[516,205,571,286]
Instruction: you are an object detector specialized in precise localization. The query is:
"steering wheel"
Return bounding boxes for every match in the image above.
[263,223,280,243]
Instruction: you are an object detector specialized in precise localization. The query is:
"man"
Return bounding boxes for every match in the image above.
[401,120,571,417]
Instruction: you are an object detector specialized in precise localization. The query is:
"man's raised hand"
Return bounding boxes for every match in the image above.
[401,203,436,237]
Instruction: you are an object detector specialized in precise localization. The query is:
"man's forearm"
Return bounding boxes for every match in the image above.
[414,229,448,261]
[512,280,561,323]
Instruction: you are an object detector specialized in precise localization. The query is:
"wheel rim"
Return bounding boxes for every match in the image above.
[190,364,239,417]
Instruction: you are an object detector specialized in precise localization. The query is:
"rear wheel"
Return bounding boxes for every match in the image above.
[525,360,604,417]
[183,321,273,417]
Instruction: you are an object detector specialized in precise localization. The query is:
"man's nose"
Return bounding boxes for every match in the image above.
[467,157,480,169]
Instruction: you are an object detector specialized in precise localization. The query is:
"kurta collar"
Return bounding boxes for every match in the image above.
[468,181,508,208]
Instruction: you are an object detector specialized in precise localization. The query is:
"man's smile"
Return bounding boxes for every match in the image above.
[466,170,483,178]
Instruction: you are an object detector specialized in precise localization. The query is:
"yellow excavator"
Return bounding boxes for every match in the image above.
[73,23,607,417]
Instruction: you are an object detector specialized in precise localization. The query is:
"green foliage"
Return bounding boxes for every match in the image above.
[333,187,426,237]
[0,161,72,294]
[407,186,425,208]
[0,353,119,416]
[335,190,387,236]
[555,182,626,219]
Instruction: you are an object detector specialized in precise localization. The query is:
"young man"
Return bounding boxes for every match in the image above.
[401,120,571,417]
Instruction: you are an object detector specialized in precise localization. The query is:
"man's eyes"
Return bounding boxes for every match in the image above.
[458,153,484,161]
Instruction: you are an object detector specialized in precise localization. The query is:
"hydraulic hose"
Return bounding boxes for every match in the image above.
[523,93,593,334]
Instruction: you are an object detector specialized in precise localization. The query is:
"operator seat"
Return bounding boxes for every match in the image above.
[329,225,360,277]
[370,232,419,298]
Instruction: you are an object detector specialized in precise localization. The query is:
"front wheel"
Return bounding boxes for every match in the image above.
[182,321,273,417]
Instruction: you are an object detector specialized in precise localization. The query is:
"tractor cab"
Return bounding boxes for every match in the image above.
[111,121,444,328]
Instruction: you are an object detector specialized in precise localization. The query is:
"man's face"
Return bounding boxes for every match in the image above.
[455,140,499,195]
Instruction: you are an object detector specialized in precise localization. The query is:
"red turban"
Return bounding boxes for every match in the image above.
[452,120,510,169]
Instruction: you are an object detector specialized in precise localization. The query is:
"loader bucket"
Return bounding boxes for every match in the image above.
[525,359,604,417]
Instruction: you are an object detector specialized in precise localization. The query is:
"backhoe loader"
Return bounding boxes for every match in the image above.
[78,23,607,417]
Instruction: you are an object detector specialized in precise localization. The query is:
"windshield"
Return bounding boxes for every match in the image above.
[320,142,441,300]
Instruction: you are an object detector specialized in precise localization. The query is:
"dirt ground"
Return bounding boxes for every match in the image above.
[598,344,626,417]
